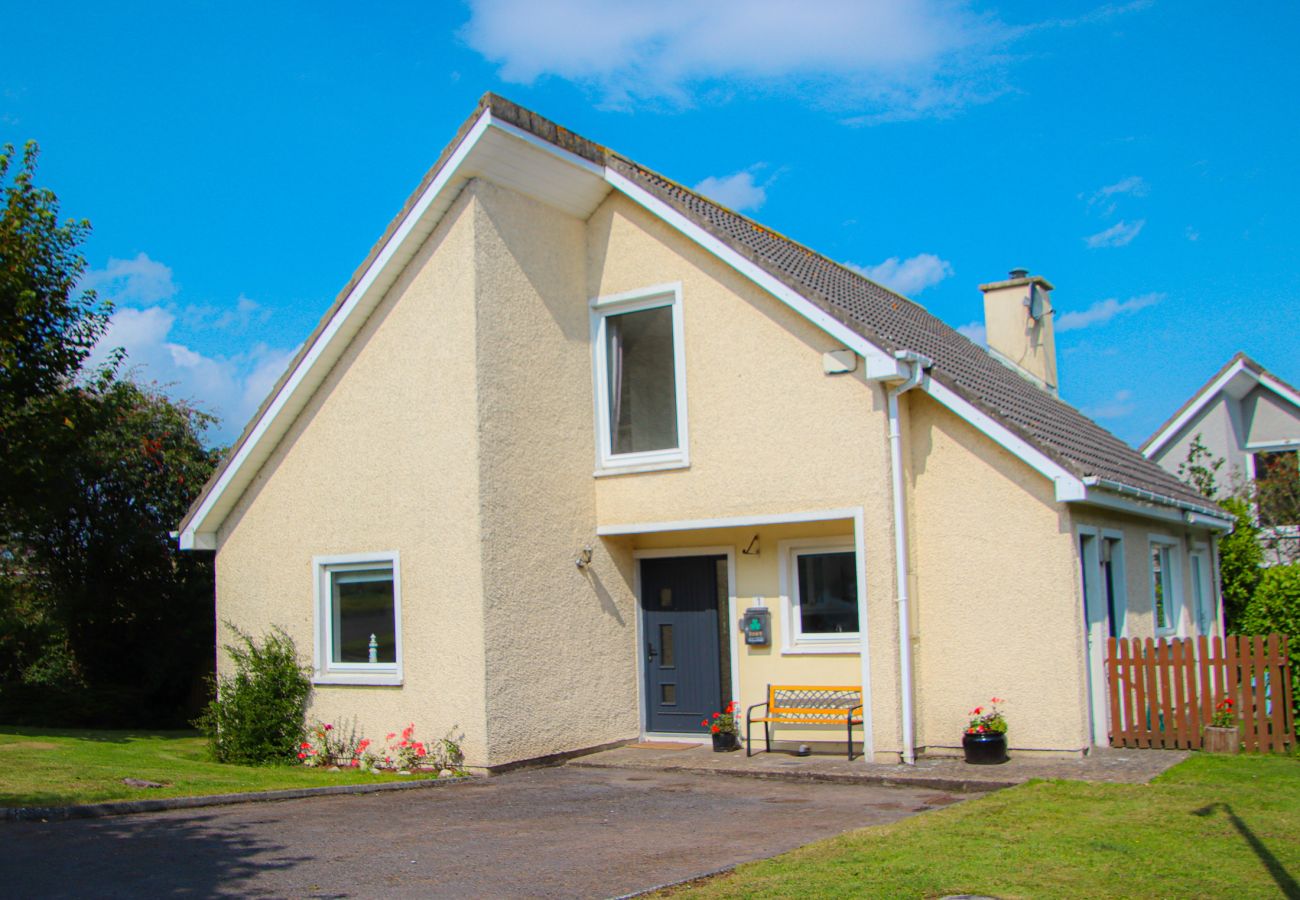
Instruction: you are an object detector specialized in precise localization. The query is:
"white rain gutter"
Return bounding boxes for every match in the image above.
[877,350,930,766]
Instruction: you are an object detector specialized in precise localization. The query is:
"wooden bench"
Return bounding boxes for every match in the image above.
[746,684,864,761]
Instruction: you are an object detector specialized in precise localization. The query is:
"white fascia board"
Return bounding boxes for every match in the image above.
[1258,372,1300,413]
[487,118,606,178]
[179,110,496,548]
[604,169,899,376]
[923,380,1086,501]
[1141,358,1249,458]
[1079,480,1233,531]
[604,169,1087,505]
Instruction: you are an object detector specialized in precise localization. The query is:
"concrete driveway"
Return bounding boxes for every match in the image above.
[2,765,974,898]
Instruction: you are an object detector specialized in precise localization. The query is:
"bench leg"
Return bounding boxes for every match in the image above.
[765,721,771,754]
[746,716,753,758]
[847,718,855,762]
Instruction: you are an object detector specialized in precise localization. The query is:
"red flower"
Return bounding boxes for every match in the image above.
[713,712,721,718]
[297,752,306,759]
[301,742,311,749]
[972,707,982,715]
[711,725,720,734]
[701,720,709,727]
[324,723,333,731]
[386,733,396,740]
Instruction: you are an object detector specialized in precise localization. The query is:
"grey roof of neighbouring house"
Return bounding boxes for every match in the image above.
[180,93,1222,535]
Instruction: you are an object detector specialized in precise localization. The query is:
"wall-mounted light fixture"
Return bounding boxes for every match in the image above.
[575,547,594,569]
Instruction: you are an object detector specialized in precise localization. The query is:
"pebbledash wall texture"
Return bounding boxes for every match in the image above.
[210,152,1226,767]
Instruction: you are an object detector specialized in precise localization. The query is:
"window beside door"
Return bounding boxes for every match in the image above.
[779,538,859,652]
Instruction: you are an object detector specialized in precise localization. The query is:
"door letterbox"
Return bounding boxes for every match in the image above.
[740,607,771,646]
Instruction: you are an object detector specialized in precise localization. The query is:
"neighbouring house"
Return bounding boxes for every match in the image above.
[1143,352,1300,564]
[177,95,1233,768]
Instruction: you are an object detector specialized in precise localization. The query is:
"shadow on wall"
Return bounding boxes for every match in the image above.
[581,565,625,627]
[6,811,311,897]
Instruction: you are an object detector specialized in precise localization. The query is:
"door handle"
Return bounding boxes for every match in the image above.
[646,641,658,662]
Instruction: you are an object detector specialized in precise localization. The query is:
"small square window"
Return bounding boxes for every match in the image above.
[780,538,860,652]
[314,552,402,685]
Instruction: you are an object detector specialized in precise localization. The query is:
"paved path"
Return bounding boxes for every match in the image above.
[571,744,1189,791]
[2,766,975,898]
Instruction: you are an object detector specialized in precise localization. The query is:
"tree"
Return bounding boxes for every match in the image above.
[0,142,115,515]
[1176,435,1260,632]
[0,142,220,726]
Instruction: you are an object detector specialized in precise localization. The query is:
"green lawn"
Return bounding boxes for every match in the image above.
[667,754,1300,899]
[0,727,412,807]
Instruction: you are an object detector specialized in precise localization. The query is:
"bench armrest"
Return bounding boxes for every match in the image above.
[746,701,768,722]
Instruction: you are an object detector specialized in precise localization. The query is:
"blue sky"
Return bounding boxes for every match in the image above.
[5,1,1297,447]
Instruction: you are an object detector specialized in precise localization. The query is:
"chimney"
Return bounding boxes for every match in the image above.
[978,268,1058,395]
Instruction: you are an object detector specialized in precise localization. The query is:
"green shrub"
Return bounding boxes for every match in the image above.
[194,625,312,765]
[1219,496,1264,632]
[1240,564,1300,739]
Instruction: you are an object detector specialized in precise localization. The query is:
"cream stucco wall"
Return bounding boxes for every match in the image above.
[214,189,491,762]
[584,193,905,759]
[470,181,641,766]
[907,390,1087,753]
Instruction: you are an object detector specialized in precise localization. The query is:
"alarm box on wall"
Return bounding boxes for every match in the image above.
[740,607,771,646]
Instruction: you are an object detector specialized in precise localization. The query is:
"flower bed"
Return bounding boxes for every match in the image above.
[298,720,467,776]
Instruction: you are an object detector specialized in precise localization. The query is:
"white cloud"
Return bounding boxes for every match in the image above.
[692,170,767,212]
[1084,219,1145,249]
[1185,226,1200,242]
[1086,175,1148,216]
[83,258,296,445]
[848,252,954,296]
[80,252,176,304]
[1082,388,1135,420]
[182,294,273,332]
[957,321,986,345]
[462,0,1007,118]
[1055,292,1161,333]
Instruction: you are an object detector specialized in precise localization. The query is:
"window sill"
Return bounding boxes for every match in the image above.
[594,457,689,478]
[313,672,403,687]
[780,643,861,656]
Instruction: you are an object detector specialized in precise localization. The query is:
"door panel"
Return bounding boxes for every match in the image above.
[640,556,723,734]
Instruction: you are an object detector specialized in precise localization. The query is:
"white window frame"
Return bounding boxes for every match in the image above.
[1148,535,1182,638]
[1188,542,1217,636]
[590,282,690,476]
[312,550,402,686]
[778,537,859,653]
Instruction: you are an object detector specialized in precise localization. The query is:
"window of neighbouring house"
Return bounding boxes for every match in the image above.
[314,552,401,685]
[1149,538,1181,637]
[1253,449,1299,527]
[591,284,688,474]
[780,539,859,650]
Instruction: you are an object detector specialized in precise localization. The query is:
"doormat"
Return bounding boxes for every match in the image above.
[627,741,699,750]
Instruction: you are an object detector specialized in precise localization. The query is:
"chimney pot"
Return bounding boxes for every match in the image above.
[1009,267,1029,279]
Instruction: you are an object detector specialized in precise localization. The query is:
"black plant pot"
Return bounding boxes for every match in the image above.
[962,731,1008,765]
[712,731,740,753]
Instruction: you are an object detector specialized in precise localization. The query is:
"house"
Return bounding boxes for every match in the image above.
[177,94,1233,769]
[1143,352,1300,563]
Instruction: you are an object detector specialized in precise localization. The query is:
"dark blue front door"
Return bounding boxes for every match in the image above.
[640,556,723,734]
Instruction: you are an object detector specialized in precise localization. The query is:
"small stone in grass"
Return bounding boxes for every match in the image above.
[122,778,165,789]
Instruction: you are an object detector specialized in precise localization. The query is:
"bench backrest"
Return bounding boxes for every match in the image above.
[769,684,862,716]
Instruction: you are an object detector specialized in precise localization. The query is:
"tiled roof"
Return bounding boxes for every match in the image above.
[600,154,1217,513]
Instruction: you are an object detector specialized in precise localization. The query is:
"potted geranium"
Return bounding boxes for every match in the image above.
[702,701,740,752]
[962,697,1008,764]
[1203,697,1239,754]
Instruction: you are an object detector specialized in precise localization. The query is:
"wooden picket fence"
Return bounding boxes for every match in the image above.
[1106,634,1294,753]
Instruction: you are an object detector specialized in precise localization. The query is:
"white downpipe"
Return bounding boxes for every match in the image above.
[885,352,926,765]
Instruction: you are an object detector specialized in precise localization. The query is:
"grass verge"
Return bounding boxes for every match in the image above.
[0,727,413,807]
[665,754,1300,898]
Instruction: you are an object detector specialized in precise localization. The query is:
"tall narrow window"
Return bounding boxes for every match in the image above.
[592,285,688,473]
[314,552,402,685]
[606,305,678,454]
[1254,450,1299,527]
[1150,539,1180,637]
